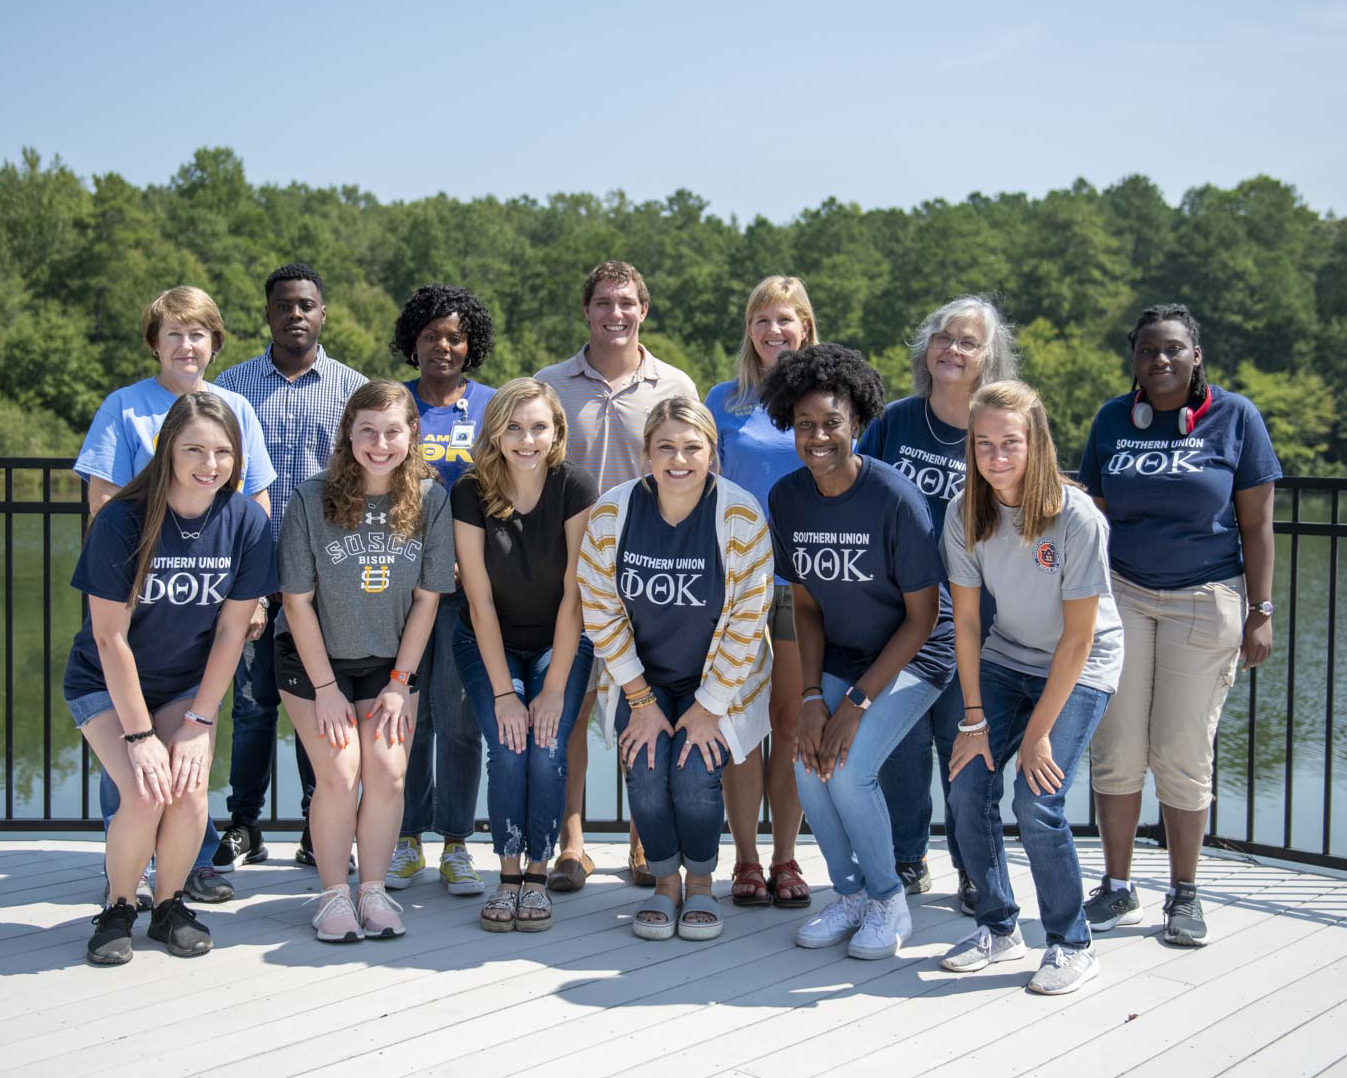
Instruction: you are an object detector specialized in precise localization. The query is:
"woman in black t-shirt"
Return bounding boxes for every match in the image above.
[451,378,598,933]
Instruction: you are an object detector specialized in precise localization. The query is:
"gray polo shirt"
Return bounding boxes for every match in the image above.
[942,484,1123,694]
[277,473,455,659]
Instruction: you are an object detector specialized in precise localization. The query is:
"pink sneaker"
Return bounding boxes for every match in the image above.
[357,883,406,939]
[310,885,363,943]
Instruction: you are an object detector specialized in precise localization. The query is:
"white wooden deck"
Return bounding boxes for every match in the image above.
[2,836,1346,1078]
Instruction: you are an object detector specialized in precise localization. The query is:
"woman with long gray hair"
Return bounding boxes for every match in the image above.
[858,295,1017,915]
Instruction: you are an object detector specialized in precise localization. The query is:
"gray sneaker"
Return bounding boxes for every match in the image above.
[1027,944,1100,995]
[1083,876,1143,931]
[185,865,235,904]
[941,923,1028,972]
[1163,882,1209,947]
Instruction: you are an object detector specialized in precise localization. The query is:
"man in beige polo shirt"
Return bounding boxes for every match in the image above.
[535,260,697,891]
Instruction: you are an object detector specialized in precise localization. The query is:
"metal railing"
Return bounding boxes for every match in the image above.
[2,458,1344,871]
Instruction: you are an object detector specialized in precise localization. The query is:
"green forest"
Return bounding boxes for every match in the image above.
[1,146,1343,473]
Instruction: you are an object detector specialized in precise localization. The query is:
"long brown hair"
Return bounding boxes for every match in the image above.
[106,392,244,607]
[469,378,568,520]
[963,380,1074,548]
[324,380,434,535]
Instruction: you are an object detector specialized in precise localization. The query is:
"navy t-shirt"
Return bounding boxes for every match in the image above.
[857,396,967,534]
[64,492,278,705]
[1078,386,1281,590]
[617,478,725,695]
[769,455,955,689]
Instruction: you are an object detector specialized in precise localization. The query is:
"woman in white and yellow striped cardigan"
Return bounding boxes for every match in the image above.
[578,398,773,942]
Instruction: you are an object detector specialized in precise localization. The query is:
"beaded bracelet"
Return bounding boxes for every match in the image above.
[122,729,155,744]
[626,690,657,710]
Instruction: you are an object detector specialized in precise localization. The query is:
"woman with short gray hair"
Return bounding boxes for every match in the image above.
[857,294,1017,916]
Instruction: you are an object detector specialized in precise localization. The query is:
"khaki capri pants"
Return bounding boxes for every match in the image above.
[1090,572,1245,811]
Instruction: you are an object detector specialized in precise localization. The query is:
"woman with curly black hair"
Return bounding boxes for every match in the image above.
[760,344,955,961]
[384,285,495,898]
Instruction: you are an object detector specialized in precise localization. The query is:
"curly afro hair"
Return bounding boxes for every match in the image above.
[759,343,885,432]
[390,284,495,372]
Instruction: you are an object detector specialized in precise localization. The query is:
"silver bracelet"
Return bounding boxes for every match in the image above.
[957,718,988,734]
[184,709,215,727]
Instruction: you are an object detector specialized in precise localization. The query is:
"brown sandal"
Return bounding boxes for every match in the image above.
[768,859,811,908]
[628,850,656,887]
[546,852,594,893]
[731,861,770,907]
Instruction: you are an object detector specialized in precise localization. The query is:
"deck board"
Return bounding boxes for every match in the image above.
[1,836,1343,1078]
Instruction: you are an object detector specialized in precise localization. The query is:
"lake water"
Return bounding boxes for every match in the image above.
[3,490,1344,860]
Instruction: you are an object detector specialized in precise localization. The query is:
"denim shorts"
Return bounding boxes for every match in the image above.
[66,686,199,729]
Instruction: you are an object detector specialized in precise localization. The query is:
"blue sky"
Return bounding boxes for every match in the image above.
[3,0,1344,222]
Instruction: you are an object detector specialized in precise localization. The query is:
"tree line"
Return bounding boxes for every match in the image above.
[1,146,1342,473]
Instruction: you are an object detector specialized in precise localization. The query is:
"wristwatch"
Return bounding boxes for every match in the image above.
[844,685,871,711]
[1251,600,1274,617]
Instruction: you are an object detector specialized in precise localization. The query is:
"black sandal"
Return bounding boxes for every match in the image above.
[516,871,553,932]
[481,872,523,932]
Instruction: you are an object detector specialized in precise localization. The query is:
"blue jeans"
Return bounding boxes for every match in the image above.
[452,619,592,862]
[879,677,965,868]
[947,659,1111,949]
[614,685,726,878]
[403,603,484,842]
[100,760,219,872]
[225,610,317,823]
[795,669,941,901]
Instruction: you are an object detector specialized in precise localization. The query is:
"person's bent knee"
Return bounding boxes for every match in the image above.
[1011,783,1068,837]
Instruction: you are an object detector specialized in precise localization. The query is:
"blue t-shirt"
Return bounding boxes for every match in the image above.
[63,493,278,704]
[769,455,955,689]
[74,377,277,496]
[857,394,996,639]
[1077,386,1281,590]
[857,396,967,534]
[407,378,496,491]
[618,478,725,695]
[704,381,799,586]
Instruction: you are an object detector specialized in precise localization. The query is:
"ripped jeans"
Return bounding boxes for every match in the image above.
[453,622,594,863]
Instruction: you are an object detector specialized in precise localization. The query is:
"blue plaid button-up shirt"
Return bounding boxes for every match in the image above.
[215,345,368,543]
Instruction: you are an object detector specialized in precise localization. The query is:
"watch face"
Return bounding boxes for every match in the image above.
[845,686,866,707]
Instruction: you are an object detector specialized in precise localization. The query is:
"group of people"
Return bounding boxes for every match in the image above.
[67,259,1279,998]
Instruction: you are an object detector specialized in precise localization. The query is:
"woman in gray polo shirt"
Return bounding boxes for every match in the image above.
[276,381,455,943]
[939,380,1122,996]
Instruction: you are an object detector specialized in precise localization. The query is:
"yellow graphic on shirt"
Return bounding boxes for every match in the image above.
[361,566,391,593]
[420,434,473,465]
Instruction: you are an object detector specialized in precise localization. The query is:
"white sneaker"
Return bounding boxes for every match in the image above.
[941,924,1028,971]
[847,892,912,960]
[1027,943,1100,995]
[795,891,867,948]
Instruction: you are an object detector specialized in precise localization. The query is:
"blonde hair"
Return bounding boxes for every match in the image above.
[641,397,720,491]
[963,380,1075,549]
[105,392,244,607]
[325,380,434,536]
[142,286,226,356]
[470,378,568,520]
[733,276,820,408]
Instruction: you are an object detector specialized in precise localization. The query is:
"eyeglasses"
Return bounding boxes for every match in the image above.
[931,331,984,356]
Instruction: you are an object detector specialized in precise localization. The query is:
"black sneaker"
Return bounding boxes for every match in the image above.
[1163,882,1208,947]
[185,865,235,903]
[957,867,978,916]
[896,859,932,895]
[148,892,212,957]
[103,872,154,912]
[296,824,357,874]
[1084,875,1143,931]
[87,899,137,966]
[212,819,268,872]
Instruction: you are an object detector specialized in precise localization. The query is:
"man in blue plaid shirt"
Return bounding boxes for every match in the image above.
[212,263,367,872]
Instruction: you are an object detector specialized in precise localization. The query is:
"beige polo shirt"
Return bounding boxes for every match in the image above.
[534,346,698,494]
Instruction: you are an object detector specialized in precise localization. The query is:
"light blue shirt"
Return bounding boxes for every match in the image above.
[704,380,800,585]
[74,377,277,496]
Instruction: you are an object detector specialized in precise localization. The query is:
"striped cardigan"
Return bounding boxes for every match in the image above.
[577,476,774,764]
